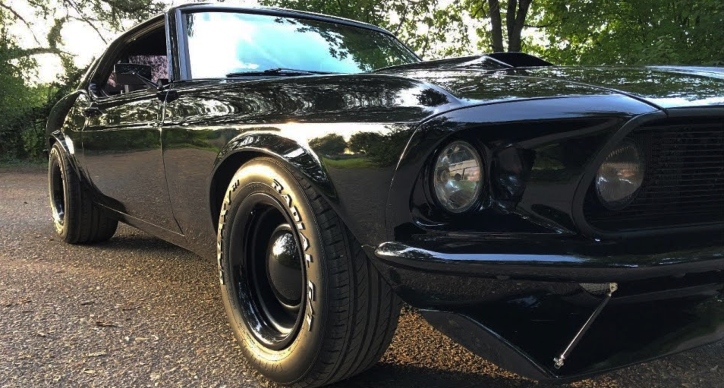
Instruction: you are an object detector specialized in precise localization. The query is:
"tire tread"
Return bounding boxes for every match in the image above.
[289,164,402,387]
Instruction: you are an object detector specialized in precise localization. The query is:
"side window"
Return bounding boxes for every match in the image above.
[96,25,168,97]
[105,55,168,95]
[105,55,168,96]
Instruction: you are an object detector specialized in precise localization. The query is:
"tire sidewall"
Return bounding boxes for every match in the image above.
[218,159,329,384]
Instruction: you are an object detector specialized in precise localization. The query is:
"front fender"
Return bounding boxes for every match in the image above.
[210,122,417,249]
[211,131,337,211]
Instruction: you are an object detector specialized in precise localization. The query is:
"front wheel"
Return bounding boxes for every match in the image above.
[217,158,401,387]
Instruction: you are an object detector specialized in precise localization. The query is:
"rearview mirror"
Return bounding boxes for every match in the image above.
[114,63,156,88]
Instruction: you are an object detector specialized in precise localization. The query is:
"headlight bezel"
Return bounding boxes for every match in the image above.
[594,139,646,211]
[430,140,485,214]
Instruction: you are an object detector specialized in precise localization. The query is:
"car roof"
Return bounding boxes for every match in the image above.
[168,3,394,36]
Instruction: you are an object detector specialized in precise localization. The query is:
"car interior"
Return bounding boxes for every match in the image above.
[99,25,168,97]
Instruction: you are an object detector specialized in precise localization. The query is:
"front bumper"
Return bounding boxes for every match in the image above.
[369,237,724,381]
[372,236,724,306]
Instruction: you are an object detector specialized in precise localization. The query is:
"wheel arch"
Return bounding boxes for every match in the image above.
[208,133,340,235]
[47,131,86,183]
[48,131,68,154]
[45,91,83,157]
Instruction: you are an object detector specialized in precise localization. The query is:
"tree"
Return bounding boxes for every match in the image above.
[0,0,164,160]
[258,0,472,58]
[348,132,383,154]
[0,30,42,158]
[1,0,163,62]
[309,134,347,156]
[528,0,724,65]
[464,0,535,53]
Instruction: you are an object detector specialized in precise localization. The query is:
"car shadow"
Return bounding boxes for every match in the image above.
[335,363,538,388]
[89,225,197,257]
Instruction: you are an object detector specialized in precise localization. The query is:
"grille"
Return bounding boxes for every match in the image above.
[584,118,724,232]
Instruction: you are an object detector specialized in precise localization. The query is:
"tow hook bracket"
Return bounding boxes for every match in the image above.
[553,282,618,369]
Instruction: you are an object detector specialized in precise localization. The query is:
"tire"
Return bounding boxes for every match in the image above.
[48,142,118,244]
[217,157,401,387]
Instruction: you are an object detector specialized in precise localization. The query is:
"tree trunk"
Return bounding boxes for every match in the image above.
[506,0,517,47]
[507,0,532,52]
[487,0,504,52]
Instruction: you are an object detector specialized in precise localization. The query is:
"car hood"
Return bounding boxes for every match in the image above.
[378,62,724,109]
[520,66,724,109]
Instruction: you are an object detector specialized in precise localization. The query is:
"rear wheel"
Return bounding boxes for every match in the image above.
[218,157,401,387]
[48,142,117,244]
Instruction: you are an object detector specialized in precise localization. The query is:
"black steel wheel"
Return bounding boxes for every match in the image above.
[230,193,305,350]
[48,142,118,244]
[218,157,402,387]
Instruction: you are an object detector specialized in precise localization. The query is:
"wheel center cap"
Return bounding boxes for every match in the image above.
[266,229,303,305]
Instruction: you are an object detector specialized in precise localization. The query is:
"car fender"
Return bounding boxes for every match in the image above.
[210,131,338,226]
[45,91,85,180]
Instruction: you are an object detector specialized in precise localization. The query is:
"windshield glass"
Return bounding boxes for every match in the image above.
[184,11,420,78]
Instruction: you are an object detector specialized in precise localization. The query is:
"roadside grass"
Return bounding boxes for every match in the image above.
[322,157,376,169]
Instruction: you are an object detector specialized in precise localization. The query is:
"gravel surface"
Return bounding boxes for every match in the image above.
[1,165,723,387]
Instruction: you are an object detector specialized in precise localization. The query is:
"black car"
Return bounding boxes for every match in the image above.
[45,3,724,387]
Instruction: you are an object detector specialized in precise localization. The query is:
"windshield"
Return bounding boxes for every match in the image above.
[184,11,420,79]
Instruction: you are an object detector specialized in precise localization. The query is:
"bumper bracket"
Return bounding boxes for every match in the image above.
[554,282,618,369]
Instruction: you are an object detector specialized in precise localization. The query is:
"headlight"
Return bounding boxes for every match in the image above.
[595,140,645,209]
[433,141,483,213]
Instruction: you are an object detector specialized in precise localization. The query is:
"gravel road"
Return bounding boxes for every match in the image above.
[1,165,722,388]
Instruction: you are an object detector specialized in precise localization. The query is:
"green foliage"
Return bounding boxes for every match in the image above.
[529,0,724,65]
[308,134,348,156]
[347,127,410,166]
[0,9,86,160]
[259,0,541,58]
[0,0,162,160]
[24,0,164,32]
[321,157,374,169]
[258,0,472,58]
[0,25,42,159]
[259,0,723,65]
[363,127,410,167]
[348,132,381,154]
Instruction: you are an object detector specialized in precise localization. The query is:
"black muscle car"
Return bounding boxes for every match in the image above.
[45,3,724,386]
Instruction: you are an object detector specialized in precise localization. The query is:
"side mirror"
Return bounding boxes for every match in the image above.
[114,63,157,89]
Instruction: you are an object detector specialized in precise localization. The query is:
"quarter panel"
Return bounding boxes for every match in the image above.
[46,91,86,178]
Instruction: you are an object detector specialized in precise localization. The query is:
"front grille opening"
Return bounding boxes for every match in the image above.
[584,118,724,232]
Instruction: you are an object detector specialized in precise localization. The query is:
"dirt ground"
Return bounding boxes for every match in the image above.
[1,165,722,387]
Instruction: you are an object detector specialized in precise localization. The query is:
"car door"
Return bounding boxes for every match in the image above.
[81,88,181,234]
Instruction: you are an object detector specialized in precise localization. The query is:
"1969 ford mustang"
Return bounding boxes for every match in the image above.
[45,3,724,386]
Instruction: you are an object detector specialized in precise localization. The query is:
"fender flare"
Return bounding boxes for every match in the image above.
[208,131,338,232]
